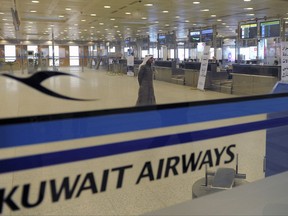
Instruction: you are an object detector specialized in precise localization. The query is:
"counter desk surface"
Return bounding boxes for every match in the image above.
[232,64,280,78]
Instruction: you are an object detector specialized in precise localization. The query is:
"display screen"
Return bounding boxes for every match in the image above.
[201,29,213,42]
[158,34,166,45]
[240,23,258,39]
[260,20,281,38]
[189,31,201,43]
[165,34,175,44]
[125,37,130,44]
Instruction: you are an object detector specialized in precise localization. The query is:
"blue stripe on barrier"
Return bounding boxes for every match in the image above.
[2,96,288,148]
[0,116,288,174]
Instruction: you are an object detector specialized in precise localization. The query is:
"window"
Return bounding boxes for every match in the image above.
[69,46,79,66]
[49,46,59,66]
[4,45,16,62]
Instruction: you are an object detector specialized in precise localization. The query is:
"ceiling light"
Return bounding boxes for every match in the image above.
[91,14,96,16]
[144,4,153,6]
[193,2,200,4]
[32,1,39,3]
[65,8,71,11]
[162,11,169,13]
[110,18,115,20]
[30,10,37,13]
[244,8,253,10]
[201,9,209,12]
[125,12,131,15]
[104,6,111,9]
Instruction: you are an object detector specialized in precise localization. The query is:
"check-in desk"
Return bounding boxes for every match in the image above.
[182,62,219,88]
[231,64,280,95]
[153,61,173,83]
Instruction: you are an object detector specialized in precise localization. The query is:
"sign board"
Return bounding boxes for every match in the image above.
[197,45,210,90]
[281,42,288,82]
[127,55,134,66]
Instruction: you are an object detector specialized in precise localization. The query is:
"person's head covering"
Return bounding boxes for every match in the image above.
[139,55,153,70]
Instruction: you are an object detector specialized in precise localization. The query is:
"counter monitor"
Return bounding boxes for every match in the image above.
[201,29,213,42]
[260,20,281,38]
[240,23,258,39]
[189,31,201,43]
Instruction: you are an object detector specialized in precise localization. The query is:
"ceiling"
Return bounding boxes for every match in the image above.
[0,0,288,43]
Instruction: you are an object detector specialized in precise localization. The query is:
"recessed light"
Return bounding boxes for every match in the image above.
[65,8,71,11]
[193,2,200,4]
[162,10,169,13]
[30,10,37,13]
[104,6,111,9]
[32,1,39,3]
[91,14,96,16]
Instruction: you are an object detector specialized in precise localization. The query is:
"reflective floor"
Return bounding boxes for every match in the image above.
[0,66,238,119]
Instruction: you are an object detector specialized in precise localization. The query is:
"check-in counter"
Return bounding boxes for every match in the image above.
[182,62,219,87]
[0,61,21,73]
[231,64,280,95]
[154,60,173,83]
[118,59,127,73]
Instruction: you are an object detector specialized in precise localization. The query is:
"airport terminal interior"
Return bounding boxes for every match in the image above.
[1,0,288,215]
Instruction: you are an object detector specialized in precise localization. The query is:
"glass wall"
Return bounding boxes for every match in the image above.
[49,45,59,66]
[69,46,80,66]
[4,45,16,62]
